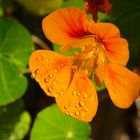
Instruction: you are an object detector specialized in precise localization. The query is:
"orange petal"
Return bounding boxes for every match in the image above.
[61,36,96,51]
[89,23,120,39]
[29,50,71,97]
[56,72,98,122]
[42,7,92,45]
[94,47,108,86]
[105,63,140,108]
[103,38,129,65]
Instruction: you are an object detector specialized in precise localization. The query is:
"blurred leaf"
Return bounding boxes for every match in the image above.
[0,18,34,105]
[0,7,4,17]
[110,0,140,66]
[61,0,84,9]
[98,12,109,22]
[53,44,61,53]
[0,0,13,8]
[0,100,31,140]
[18,0,63,15]
[31,104,91,140]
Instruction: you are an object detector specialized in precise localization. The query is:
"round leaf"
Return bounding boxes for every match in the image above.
[0,18,34,105]
[0,100,31,140]
[31,104,91,140]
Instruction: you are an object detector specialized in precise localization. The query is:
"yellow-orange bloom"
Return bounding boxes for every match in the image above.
[29,50,98,122]
[29,7,140,122]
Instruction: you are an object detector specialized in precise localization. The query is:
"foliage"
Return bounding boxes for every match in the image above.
[0,100,31,140]
[0,18,34,105]
[0,0,140,140]
[31,104,91,140]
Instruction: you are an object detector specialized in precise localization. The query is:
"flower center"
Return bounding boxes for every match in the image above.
[70,35,107,75]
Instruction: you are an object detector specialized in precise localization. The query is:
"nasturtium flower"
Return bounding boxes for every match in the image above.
[29,7,140,122]
[84,0,112,21]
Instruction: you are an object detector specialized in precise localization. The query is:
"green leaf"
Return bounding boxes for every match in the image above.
[53,44,61,53]
[0,18,34,105]
[31,104,91,140]
[98,12,109,22]
[61,0,84,9]
[0,0,14,8]
[18,0,63,15]
[110,0,140,66]
[0,100,31,140]
[0,7,4,17]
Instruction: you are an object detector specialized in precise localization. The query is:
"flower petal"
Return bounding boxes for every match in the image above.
[29,50,71,97]
[103,38,129,65]
[105,63,140,108]
[56,72,98,122]
[89,23,120,39]
[42,7,92,45]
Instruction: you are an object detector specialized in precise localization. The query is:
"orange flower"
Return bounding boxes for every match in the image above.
[84,0,112,21]
[29,50,98,122]
[29,7,140,122]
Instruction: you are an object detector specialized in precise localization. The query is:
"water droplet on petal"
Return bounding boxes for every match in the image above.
[48,86,53,92]
[65,112,69,115]
[72,90,77,96]
[75,104,79,108]
[77,93,80,96]
[70,112,73,116]
[44,78,48,83]
[49,74,53,78]
[75,110,80,116]
[34,69,39,75]
[83,92,88,99]
[64,105,68,109]
[79,101,86,107]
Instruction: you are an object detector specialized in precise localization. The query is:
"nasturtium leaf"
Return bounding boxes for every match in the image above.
[0,0,13,8]
[0,7,3,17]
[61,0,84,9]
[110,0,140,66]
[18,0,63,15]
[31,104,91,140]
[0,18,34,105]
[0,100,31,140]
